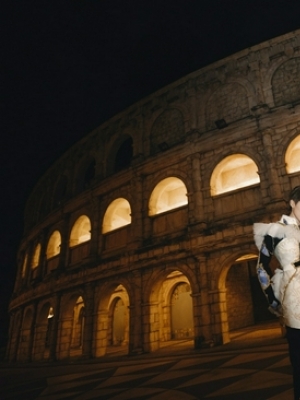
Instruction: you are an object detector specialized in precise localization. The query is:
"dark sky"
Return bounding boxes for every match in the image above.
[1,0,300,344]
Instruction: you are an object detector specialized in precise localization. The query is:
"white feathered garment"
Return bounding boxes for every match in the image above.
[253,215,300,329]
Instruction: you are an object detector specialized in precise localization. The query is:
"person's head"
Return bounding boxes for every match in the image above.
[289,186,300,223]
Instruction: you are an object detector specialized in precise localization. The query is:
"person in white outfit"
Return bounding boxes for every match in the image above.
[253,186,300,400]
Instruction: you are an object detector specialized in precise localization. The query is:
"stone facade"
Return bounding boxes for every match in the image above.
[7,29,300,362]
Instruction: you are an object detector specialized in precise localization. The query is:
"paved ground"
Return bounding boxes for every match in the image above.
[0,321,294,400]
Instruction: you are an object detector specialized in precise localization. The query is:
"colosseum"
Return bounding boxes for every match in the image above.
[6,29,300,362]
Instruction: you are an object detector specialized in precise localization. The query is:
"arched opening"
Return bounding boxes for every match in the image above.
[96,284,130,357]
[219,254,282,344]
[31,243,41,268]
[46,230,61,259]
[57,294,85,359]
[171,282,193,339]
[46,231,61,273]
[112,298,126,345]
[18,308,33,362]
[114,137,133,172]
[52,175,68,208]
[285,135,300,174]
[150,109,185,154]
[146,270,194,352]
[210,154,260,196]
[31,243,41,280]
[102,198,131,233]
[70,296,85,354]
[76,158,96,193]
[206,82,249,130]
[33,303,53,361]
[70,215,91,247]
[272,58,300,106]
[149,177,188,216]
[69,216,91,264]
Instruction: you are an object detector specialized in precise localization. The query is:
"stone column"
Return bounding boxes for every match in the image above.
[82,283,95,358]
[128,271,143,354]
[261,128,282,201]
[26,301,38,362]
[89,196,100,259]
[59,213,70,270]
[210,289,230,345]
[190,154,204,222]
[193,256,212,347]
[130,175,144,248]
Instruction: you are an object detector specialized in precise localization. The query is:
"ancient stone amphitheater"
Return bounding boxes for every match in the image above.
[7,29,300,362]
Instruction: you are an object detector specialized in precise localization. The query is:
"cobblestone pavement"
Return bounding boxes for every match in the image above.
[0,322,293,400]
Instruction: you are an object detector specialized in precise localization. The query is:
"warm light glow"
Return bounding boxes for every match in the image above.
[149,177,188,216]
[285,135,300,174]
[22,253,28,277]
[210,154,259,196]
[70,215,91,247]
[31,243,41,269]
[46,230,61,259]
[47,307,54,319]
[102,198,131,233]
[235,254,257,262]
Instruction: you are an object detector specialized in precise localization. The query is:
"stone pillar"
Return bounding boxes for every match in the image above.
[128,271,143,354]
[190,154,204,222]
[59,213,70,270]
[49,293,61,361]
[95,309,108,357]
[89,196,100,259]
[26,301,38,362]
[261,128,282,201]
[193,256,212,347]
[130,176,144,248]
[210,289,230,345]
[82,283,95,358]
[38,230,48,279]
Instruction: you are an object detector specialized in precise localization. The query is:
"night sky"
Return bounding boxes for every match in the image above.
[1,0,300,347]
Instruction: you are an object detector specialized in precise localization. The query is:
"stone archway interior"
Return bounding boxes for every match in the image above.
[171,282,194,339]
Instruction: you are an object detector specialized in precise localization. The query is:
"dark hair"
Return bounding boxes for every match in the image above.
[289,186,300,204]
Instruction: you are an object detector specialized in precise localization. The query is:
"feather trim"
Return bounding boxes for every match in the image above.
[253,221,300,251]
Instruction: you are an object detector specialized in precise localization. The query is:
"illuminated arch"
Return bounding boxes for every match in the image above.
[46,230,61,259]
[69,215,91,247]
[149,177,188,216]
[21,253,28,278]
[285,135,300,174]
[31,243,41,269]
[102,198,131,234]
[211,154,259,196]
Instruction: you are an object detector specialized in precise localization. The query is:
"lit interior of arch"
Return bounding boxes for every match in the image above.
[31,243,41,269]
[69,215,91,247]
[149,177,188,216]
[102,198,131,233]
[210,154,259,196]
[46,230,61,259]
[22,253,28,277]
[285,135,300,174]
[235,253,257,262]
